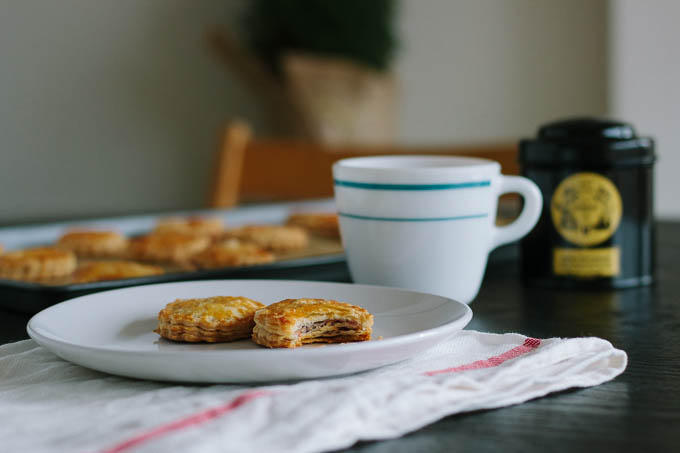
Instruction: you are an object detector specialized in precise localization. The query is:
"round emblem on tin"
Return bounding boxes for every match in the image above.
[551,172,622,246]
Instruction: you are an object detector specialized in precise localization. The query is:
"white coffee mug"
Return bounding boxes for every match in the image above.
[332,155,542,304]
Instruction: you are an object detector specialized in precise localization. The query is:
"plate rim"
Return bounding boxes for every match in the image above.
[27,279,472,358]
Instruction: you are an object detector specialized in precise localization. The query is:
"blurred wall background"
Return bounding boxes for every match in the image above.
[609,0,680,221]
[0,0,259,223]
[0,0,675,223]
[396,0,606,143]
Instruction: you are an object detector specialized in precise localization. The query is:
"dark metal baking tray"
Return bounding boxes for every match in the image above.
[0,200,349,314]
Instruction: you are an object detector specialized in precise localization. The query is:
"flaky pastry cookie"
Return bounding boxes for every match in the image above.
[193,239,274,269]
[57,230,128,258]
[223,225,308,251]
[72,260,164,283]
[286,212,340,238]
[0,247,77,281]
[155,296,265,343]
[252,298,374,348]
[153,217,224,237]
[128,232,210,265]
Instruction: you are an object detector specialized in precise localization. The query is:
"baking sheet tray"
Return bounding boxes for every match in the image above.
[0,199,350,314]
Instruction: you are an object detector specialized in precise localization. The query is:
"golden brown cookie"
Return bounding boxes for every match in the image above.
[72,260,164,283]
[153,216,224,237]
[193,239,275,269]
[0,247,77,281]
[252,298,374,348]
[56,230,128,258]
[286,212,340,238]
[128,232,210,265]
[155,296,265,343]
[223,225,309,251]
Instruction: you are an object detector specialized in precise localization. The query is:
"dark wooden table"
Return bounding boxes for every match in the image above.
[2,222,679,452]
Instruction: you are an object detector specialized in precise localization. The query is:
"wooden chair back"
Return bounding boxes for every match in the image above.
[209,122,519,208]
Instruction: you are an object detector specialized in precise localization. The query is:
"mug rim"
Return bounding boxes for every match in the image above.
[333,155,499,171]
[332,155,500,183]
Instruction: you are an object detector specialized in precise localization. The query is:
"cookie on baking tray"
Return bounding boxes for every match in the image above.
[72,260,164,283]
[0,247,77,281]
[252,298,374,348]
[192,238,274,269]
[286,212,341,238]
[128,232,210,265]
[155,296,265,343]
[56,230,128,258]
[153,216,224,237]
[223,224,309,251]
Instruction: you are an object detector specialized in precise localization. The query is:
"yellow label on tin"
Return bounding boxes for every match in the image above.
[553,247,621,277]
[551,172,622,246]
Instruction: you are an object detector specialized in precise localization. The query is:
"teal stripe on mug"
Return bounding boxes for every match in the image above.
[339,212,488,222]
[333,180,491,190]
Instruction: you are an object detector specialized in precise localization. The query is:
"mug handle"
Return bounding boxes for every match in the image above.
[490,175,543,250]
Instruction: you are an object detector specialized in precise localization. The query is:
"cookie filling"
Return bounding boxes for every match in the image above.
[298,319,361,338]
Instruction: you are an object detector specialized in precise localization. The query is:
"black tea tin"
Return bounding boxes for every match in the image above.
[519,118,656,289]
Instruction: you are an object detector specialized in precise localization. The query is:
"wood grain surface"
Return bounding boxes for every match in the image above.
[345,221,680,452]
[2,222,679,452]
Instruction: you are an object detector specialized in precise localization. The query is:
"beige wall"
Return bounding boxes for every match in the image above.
[396,0,607,143]
[609,0,680,219]
[0,0,260,223]
[0,0,608,224]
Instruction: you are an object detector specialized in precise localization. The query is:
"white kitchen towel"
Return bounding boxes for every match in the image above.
[0,331,626,453]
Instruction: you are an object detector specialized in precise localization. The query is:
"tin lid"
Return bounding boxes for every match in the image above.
[520,117,656,167]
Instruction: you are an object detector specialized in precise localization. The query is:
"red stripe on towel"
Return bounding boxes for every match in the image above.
[102,390,269,453]
[103,338,542,451]
[424,337,541,376]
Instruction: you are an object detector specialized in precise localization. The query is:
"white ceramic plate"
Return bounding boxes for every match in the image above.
[27,280,472,383]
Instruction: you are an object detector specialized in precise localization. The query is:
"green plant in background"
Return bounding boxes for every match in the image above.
[245,0,398,74]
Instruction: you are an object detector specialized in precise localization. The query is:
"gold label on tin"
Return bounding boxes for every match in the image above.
[553,247,621,277]
[551,172,622,246]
